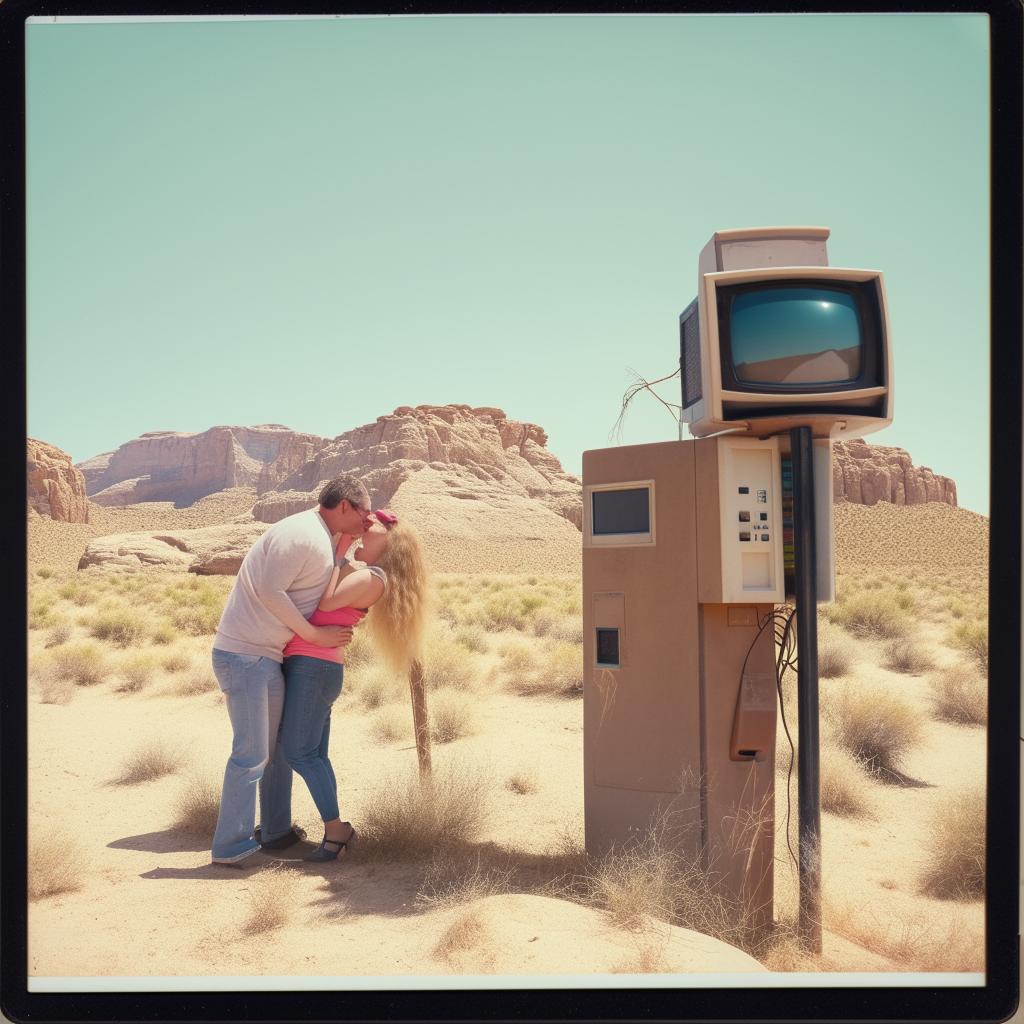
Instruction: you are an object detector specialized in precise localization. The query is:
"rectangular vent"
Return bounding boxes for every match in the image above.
[680,298,702,409]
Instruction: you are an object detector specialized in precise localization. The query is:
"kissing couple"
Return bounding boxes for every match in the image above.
[206,473,428,865]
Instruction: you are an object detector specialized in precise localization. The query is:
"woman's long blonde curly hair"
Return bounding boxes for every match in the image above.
[362,521,429,674]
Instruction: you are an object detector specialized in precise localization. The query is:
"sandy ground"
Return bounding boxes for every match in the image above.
[25,498,989,980]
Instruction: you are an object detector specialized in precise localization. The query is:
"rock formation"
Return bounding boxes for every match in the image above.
[79,425,328,507]
[77,519,268,574]
[832,439,957,507]
[251,404,583,529]
[27,439,89,523]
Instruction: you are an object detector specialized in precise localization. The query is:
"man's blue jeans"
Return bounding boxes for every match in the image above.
[280,655,345,823]
[210,648,294,862]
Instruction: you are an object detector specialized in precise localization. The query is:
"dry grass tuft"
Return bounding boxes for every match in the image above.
[429,689,475,744]
[826,686,922,778]
[881,638,935,675]
[371,705,412,744]
[817,624,855,679]
[918,785,986,901]
[88,606,149,647]
[171,774,223,837]
[432,909,490,961]
[50,642,108,686]
[611,938,672,974]
[819,744,873,818]
[947,621,988,674]
[498,637,582,698]
[241,866,299,935]
[28,831,83,901]
[453,624,489,653]
[172,604,222,636]
[150,621,176,645]
[36,671,75,705]
[160,648,192,673]
[828,591,912,640]
[422,629,479,691]
[417,849,513,910]
[356,663,404,709]
[114,738,184,784]
[824,900,983,970]
[173,665,218,696]
[506,770,539,795]
[44,623,73,648]
[927,664,987,725]
[114,653,158,694]
[359,763,492,859]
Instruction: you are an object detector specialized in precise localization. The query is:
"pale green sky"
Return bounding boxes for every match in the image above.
[26,13,990,512]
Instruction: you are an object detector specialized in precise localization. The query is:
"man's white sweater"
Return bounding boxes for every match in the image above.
[213,508,336,662]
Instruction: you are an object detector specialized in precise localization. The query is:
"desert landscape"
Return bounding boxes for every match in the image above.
[25,406,989,980]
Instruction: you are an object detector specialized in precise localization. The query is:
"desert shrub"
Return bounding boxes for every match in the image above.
[881,638,934,675]
[242,866,299,934]
[160,648,192,673]
[359,762,491,858]
[371,705,412,743]
[429,689,475,744]
[114,738,183,784]
[88,606,148,647]
[37,672,74,705]
[819,744,873,818]
[50,642,107,686]
[506,771,538,795]
[173,665,217,696]
[817,626,855,679]
[928,665,987,726]
[36,567,54,579]
[171,774,222,836]
[503,639,581,698]
[532,610,584,644]
[421,630,478,691]
[417,850,513,912]
[28,831,83,900]
[172,604,222,636]
[115,653,158,694]
[343,627,375,670]
[28,599,54,630]
[356,663,404,709]
[150,621,176,645]
[946,598,969,620]
[44,623,73,648]
[948,621,988,674]
[585,829,750,948]
[918,786,985,900]
[453,624,489,654]
[827,686,922,777]
[829,591,911,641]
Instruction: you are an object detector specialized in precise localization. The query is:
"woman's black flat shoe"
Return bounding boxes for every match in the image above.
[304,824,356,862]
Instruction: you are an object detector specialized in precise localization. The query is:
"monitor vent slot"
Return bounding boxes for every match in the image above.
[680,298,701,409]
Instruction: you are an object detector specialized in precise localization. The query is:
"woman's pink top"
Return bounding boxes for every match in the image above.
[282,606,367,664]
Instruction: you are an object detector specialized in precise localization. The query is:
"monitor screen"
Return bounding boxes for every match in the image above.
[591,487,650,535]
[728,286,862,386]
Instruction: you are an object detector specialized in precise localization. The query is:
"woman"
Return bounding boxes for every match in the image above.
[277,509,428,861]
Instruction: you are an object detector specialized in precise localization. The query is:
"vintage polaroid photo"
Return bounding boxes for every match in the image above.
[6,3,1020,1022]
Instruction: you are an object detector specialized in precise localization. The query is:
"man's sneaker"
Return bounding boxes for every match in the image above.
[255,825,307,850]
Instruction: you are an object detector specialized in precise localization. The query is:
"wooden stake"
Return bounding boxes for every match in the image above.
[408,658,432,777]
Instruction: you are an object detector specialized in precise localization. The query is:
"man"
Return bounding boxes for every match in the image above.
[209,474,373,865]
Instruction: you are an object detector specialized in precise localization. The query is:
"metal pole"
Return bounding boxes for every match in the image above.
[408,658,432,778]
[790,425,822,954]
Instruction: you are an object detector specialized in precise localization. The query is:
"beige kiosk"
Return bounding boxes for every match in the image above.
[582,227,893,942]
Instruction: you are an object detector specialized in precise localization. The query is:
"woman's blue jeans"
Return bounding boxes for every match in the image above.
[280,655,345,823]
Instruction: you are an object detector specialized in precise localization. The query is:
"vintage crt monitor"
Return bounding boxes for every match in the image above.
[680,227,893,440]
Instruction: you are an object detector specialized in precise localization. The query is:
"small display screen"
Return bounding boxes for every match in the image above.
[596,628,620,666]
[730,287,862,385]
[592,487,650,535]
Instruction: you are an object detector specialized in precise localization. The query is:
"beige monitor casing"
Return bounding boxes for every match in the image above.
[681,227,894,440]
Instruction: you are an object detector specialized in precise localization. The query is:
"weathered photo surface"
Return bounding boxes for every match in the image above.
[24,12,993,993]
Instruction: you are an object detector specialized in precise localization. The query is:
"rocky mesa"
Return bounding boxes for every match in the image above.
[833,438,957,507]
[79,425,329,507]
[27,439,90,524]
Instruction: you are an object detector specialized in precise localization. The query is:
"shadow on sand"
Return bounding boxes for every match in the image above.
[109,829,210,855]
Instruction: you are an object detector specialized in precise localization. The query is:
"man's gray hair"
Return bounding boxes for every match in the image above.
[318,474,369,511]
